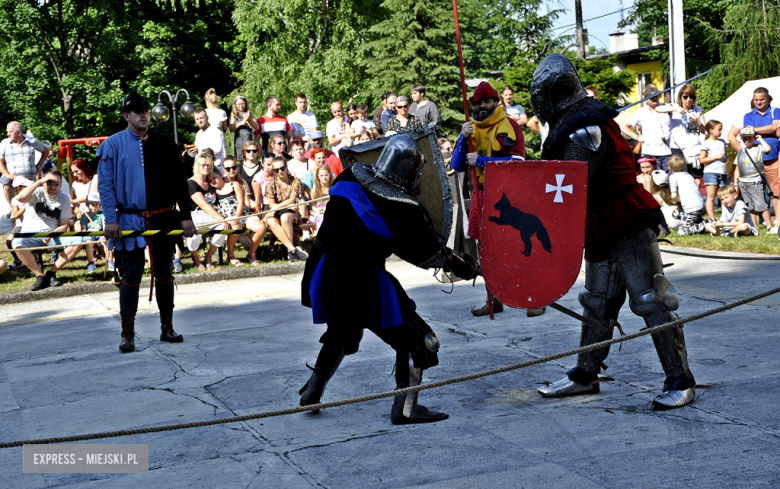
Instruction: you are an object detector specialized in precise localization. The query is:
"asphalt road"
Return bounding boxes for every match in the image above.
[1,251,779,488]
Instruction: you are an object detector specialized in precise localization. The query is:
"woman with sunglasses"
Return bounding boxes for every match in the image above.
[384,96,424,135]
[187,153,228,271]
[264,156,309,262]
[657,83,708,187]
[268,133,292,162]
[69,158,96,219]
[221,156,267,265]
[229,95,259,159]
[238,140,263,210]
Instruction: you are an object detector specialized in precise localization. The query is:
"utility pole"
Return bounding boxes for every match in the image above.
[575,0,586,59]
[667,0,686,102]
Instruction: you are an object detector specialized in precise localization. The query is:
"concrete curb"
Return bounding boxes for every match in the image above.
[659,245,780,260]
[1,261,307,305]
[0,255,403,305]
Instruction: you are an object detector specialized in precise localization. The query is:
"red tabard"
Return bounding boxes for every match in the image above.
[586,119,661,252]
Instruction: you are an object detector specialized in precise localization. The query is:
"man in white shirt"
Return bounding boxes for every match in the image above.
[326,101,350,158]
[11,169,84,291]
[287,93,319,148]
[621,85,673,172]
[188,107,225,173]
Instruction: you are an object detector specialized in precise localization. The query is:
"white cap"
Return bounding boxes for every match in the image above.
[651,169,669,186]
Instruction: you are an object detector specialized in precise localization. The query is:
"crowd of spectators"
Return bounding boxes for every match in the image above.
[2,79,779,289]
[624,84,780,239]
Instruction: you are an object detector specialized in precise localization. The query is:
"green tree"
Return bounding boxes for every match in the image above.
[700,0,780,103]
[620,0,730,108]
[232,0,381,132]
[484,0,565,66]
[0,0,131,140]
[361,0,486,137]
[0,0,243,147]
[502,54,635,158]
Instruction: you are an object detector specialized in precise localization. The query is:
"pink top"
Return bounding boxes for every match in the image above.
[251,172,273,206]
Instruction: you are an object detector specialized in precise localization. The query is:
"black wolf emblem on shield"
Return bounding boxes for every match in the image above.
[489,193,552,257]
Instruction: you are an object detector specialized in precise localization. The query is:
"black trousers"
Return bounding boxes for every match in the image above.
[118,240,174,318]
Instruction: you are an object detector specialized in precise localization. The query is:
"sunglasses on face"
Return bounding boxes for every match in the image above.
[273,141,285,146]
[46,181,60,187]
[246,149,258,153]
[682,95,696,100]
[397,105,409,109]
[224,166,238,171]
[273,166,287,173]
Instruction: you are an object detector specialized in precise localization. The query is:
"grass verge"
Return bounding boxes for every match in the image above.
[0,241,306,294]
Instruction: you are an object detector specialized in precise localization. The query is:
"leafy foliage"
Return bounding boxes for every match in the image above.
[484,0,565,66]
[502,54,635,158]
[0,0,243,148]
[232,0,380,135]
[620,0,731,109]
[699,0,780,104]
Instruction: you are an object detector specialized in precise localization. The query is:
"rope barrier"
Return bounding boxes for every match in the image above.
[12,229,251,238]
[660,246,780,261]
[2,283,778,449]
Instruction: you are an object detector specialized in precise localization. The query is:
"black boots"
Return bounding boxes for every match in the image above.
[299,343,346,411]
[391,352,448,425]
[119,316,135,352]
[160,310,183,343]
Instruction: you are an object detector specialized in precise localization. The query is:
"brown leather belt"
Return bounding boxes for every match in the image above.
[121,207,175,301]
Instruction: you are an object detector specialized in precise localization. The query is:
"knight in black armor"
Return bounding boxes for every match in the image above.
[300,135,480,424]
[530,54,696,410]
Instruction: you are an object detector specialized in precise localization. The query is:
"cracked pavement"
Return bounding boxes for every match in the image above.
[1,252,779,487]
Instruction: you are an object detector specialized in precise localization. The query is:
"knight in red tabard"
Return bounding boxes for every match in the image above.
[531,54,696,410]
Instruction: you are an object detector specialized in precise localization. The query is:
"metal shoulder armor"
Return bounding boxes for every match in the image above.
[568,125,602,152]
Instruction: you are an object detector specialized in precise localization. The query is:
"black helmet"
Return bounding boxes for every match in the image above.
[529,54,588,125]
[373,134,425,192]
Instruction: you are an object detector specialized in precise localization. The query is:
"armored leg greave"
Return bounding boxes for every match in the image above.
[622,241,695,392]
[391,351,448,425]
[538,260,622,397]
[574,260,625,378]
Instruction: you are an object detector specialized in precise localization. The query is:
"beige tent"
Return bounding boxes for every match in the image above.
[704,76,780,133]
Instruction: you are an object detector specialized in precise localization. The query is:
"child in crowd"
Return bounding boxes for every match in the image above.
[636,156,657,192]
[700,119,730,221]
[734,125,772,230]
[78,199,113,273]
[349,104,379,141]
[205,88,229,160]
[704,185,758,237]
[669,154,705,235]
[649,169,679,229]
[5,176,31,270]
[356,131,374,144]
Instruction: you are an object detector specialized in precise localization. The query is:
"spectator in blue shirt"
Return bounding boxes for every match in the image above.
[727,87,780,231]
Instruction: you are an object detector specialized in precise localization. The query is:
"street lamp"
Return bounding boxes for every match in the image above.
[151,89,196,146]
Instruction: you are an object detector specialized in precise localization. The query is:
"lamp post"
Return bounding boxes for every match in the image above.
[151,89,196,146]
